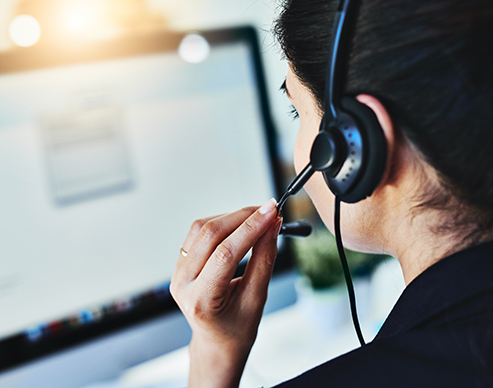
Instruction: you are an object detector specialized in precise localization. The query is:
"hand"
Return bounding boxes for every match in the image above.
[170,198,281,388]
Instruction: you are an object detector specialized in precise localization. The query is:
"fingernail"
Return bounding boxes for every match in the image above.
[273,218,283,240]
[259,198,277,215]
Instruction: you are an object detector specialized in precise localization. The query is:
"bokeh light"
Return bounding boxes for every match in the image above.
[9,14,41,47]
[178,34,210,64]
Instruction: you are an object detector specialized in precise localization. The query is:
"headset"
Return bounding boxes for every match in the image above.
[277,0,388,346]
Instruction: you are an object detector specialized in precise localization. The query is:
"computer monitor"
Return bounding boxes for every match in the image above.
[0,27,293,374]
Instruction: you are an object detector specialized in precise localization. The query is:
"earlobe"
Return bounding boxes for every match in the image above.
[356,94,395,186]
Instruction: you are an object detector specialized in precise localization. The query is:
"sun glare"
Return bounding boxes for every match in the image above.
[62,2,98,34]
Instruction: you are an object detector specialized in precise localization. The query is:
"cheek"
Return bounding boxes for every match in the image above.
[306,172,336,233]
[294,118,317,175]
[305,182,375,253]
[293,129,307,175]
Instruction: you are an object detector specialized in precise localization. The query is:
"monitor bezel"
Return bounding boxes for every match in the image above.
[0,26,294,372]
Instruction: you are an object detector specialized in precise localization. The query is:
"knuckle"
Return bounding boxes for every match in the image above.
[200,220,221,243]
[263,252,277,268]
[191,219,206,235]
[169,277,182,300]
[266,254,276,267]
[243,217,257,235]
[214,242,235,266]
[241,206,258,215]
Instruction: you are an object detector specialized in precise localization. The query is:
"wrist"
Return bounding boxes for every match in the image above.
[188,334,252,388]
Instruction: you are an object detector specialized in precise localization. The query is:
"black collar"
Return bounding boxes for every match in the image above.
[376,240,493,339]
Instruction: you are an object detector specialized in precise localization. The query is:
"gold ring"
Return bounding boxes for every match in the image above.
[180,247,188,257]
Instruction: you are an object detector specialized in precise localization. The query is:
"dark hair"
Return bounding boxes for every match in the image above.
[274,0,493,247]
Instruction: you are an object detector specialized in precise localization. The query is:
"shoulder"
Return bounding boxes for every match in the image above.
[275,305,493,387]
[275,242,493,388]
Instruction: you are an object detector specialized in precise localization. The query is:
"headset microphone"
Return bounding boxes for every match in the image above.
[277,128,346,212]
[279,220,313,238]
[277,0,389,347]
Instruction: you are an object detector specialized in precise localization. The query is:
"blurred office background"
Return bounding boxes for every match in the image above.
[0,0,298,162]
[0,1,405,387]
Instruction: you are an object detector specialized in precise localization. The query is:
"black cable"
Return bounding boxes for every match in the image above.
[334,195,366,347]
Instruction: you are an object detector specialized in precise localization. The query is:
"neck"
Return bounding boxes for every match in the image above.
[375,167,461,285]
[389,213,457,285]
[373,142,462,285]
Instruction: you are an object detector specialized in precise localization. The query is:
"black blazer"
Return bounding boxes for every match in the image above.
[275,241,493,387]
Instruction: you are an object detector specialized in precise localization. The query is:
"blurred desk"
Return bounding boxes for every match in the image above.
[119,302,361,388]
[119,260,404,388]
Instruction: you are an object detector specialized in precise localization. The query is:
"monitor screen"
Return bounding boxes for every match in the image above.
[0,27,291,370]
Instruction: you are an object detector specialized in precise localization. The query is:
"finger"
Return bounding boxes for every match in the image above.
[242,217,282,303]
[173,213,224,288]
[196,199,278,301]
[183,206,260,280]
[182,213,225,253]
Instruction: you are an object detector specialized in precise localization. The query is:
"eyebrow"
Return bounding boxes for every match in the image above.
[280,79,292,99]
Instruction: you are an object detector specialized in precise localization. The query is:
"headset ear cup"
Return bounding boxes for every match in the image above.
[325,97,387,203]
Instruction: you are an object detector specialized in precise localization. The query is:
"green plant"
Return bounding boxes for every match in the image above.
[293,227,389,290]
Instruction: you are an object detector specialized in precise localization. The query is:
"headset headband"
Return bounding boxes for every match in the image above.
[277,0,362,205]
[324,0,358,122]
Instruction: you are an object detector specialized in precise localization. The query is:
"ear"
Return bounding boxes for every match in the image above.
[356,94,396,187]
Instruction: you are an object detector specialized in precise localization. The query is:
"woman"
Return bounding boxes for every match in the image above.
[170,0,493,386]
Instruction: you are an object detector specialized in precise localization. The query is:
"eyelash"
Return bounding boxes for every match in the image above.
[280,81,299,120]
[289,105,299,120]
